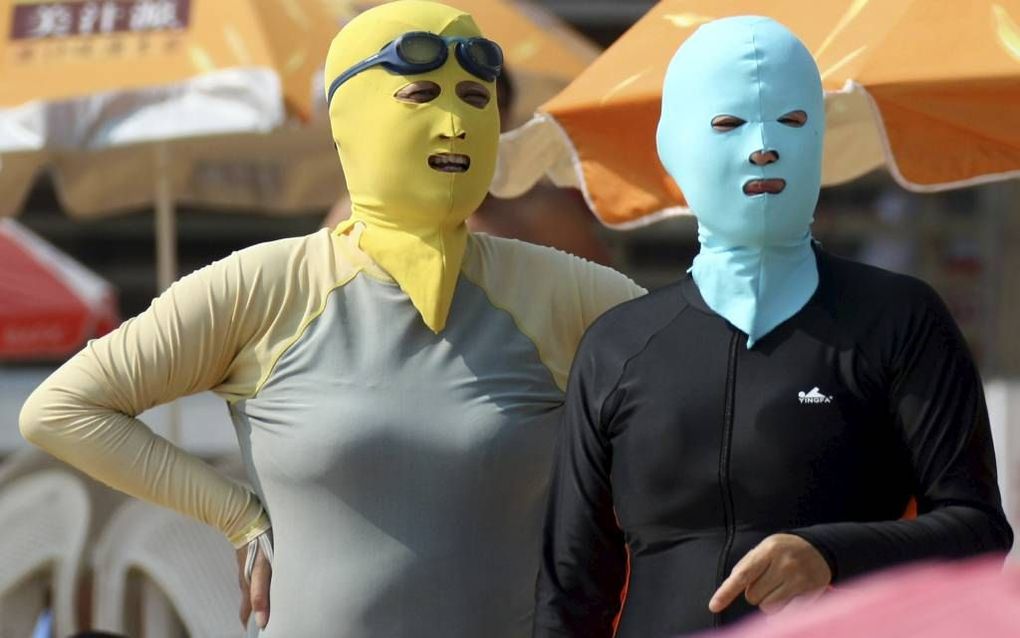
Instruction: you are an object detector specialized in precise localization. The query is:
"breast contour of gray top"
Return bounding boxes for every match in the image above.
[231,272,564,637]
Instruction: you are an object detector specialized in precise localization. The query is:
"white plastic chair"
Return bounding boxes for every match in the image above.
[91,499,244,638]
[0,447,127,539]
[0,448,51,486]
[0,470,90,638]
[0,447,131,633]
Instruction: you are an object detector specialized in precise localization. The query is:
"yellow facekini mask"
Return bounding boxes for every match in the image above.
[326,1,500,333]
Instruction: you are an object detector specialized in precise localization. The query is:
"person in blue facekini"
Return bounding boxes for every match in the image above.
[658,16,824,347]
[533,16,1012,638]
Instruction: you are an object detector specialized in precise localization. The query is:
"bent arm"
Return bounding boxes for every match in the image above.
[793,288,1013,581]
[20,255,270,547]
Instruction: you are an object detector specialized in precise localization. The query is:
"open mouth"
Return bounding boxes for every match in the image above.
[743,179,787,196]
[428,153,471,173]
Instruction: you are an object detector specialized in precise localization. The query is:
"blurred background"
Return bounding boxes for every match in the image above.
[1,0,1018,636]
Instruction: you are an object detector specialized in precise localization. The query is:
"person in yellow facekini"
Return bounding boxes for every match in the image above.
[18,2,643,636]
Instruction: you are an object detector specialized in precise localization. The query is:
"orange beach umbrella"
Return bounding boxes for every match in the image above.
[0,0,346,220]
[0,0,339,124]
[492,0,1020,228]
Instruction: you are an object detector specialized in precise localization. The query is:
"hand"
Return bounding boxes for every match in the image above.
[709,533,831,615]
[236,537,272,629]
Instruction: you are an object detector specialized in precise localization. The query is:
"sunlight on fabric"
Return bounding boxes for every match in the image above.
[993,4,1020,61]
[662,13,714,29]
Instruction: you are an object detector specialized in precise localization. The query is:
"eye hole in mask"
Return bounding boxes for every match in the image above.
[456,81,491,109]
[778,110,808,127]
[711,110,808,132]
[711,115,747,132]
[394,81,441,104]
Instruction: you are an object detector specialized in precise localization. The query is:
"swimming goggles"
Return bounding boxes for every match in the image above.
[327,31,503,105]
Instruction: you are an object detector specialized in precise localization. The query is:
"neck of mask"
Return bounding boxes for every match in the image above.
[348,195,470,235]
[690,201,818,348]
[692,227,817,348]
[336,182,475,333]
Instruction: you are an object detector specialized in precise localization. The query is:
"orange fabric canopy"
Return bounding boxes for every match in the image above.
[507,0,1020,227]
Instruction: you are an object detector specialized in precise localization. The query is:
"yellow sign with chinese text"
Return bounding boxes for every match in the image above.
[1,0,341,119]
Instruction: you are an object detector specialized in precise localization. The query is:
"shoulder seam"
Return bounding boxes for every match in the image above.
[231,268,364,404]
[596,301,691,436]
[458,267,565,393]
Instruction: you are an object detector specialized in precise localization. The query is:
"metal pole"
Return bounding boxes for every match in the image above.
[154,142,182,444]
[155,143,177,292]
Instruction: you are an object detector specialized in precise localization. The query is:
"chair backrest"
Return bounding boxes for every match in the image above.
[91,500,242,638]
[0,447,127,540]
[0,470,90,638]
[0,448,55,487]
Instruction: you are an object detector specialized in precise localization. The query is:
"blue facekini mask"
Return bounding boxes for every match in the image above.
[657,16,824,348]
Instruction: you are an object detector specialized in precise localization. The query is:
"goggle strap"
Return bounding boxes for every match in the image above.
[328,52,384,105]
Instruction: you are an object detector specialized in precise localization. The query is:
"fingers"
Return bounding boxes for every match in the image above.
[250,549,273,629]
[758,584,797,615]
[743,561,784,607]
[709,534,832,615]
[708,545,771,613]
[236,547,252,627]
[746,539,813,607]
[238,574,253,626]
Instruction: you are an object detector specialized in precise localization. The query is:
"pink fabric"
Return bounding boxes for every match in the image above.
[707,557,1019,638]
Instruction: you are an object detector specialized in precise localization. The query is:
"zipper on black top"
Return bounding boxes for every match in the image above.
[713,330,741,627]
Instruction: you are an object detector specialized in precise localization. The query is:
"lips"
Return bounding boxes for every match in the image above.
[743,179,786,195]
[428,153,471,173]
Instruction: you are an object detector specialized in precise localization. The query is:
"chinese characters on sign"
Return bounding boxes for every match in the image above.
[7,0,191,64]
[9,0,191,39]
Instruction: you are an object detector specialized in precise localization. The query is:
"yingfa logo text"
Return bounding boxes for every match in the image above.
[798,387,833,404]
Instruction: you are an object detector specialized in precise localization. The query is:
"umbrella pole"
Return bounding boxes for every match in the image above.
[155,142,182,445]
[155,142,177,292]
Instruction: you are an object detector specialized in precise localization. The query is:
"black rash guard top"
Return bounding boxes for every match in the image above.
[533,247,1013,638]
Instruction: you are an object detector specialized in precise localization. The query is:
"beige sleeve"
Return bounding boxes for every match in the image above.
[18,246,285,547]
[463,234,646,391]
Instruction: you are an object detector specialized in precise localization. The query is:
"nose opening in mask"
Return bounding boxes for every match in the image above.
[748,150,780,166]
[438,111,468,142]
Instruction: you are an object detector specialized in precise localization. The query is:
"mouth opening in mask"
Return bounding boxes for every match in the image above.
[743,178,786,196]
[428,153,471,173]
